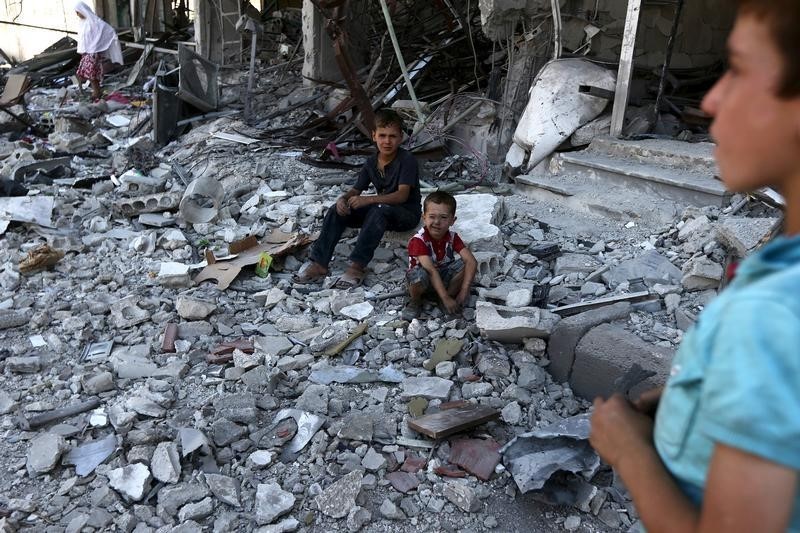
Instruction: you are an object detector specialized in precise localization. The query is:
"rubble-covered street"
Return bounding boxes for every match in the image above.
[0,1,784,532]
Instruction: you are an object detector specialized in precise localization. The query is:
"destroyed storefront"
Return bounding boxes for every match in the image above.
[0,0,786,532]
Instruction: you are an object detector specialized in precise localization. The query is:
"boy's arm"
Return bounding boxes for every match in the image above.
[456,247,477,305]
[337,187,362,215]
[415,254,459,313]
[348,184,410,210]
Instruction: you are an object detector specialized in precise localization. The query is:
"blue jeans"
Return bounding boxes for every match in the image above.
[309,203,420,267]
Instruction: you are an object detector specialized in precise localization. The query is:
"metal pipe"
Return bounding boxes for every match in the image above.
[377,0,426,130]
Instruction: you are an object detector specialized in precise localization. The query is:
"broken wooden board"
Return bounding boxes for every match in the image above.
[324,322,368,357]
[408,403,500,440]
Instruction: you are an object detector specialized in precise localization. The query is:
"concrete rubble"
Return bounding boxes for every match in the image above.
[0,8,782,532]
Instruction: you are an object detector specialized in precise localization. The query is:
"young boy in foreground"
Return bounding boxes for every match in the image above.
[590,1,800,531]
[402,191,477,320]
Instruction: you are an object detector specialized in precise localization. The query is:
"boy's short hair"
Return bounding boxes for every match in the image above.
[424,191,457,215]
[374,108,404,131]
[736,0,800,98]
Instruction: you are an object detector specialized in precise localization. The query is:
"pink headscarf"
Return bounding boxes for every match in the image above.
[74,1,123,64]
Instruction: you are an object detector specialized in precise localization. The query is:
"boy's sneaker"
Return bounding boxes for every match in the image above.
[401,300,422,321]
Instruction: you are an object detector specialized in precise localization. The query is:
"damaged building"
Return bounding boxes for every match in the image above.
[0,0,784,532]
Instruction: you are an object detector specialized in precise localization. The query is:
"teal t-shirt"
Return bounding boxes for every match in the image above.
[654,234,800,531]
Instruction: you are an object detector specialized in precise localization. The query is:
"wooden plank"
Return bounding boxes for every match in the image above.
[610,0,642,137]
[408,403,500,440]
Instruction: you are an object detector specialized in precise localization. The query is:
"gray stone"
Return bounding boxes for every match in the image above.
[158,483,210,515]
[7,356,41,373]
[178,496,214,522]
[435,361,456,378]
[664,293,681,313]
[379,498,406,520]
[108,463,151,501]
[248,450,274,468]
[256,517,300,533]
[346,506,372,532]
[177,320,214,339]
[564,515,581,531]
[517,363,547,390]
[681,256,723,291]
[361,448,386,471]
[501,401,522,425]
[340,301,373,320]
[715,217,779,258]
[400,377,453,400]
[255,482,295,525]
[254,335,294,357]
[443,481,480,512]
[337,413,373,441]
[571,324,674,400]
[82,371,115,394]
[547,302,632,383]
[602,251,682,287]
[233,349,262,369]
[175,296,216,320]
[294,384,329,415]
[214,393,258,423]
[476,301,560,343]
[126,397,166,418]
[27,433,67,474]
[0,390,16,415]
[315,470,363,519]
[678,215,712,242]
[554,253,602,276]
[151,442,181,483]
[205,474,241,507]
[211,419,247,446]
[462,382,493,399]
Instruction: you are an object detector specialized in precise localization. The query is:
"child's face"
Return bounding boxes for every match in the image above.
[423,201,456,240]
[701,14,800,193]
[372,124,402,158]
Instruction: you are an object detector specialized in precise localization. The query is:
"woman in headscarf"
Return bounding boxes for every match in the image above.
[74,1,123,101]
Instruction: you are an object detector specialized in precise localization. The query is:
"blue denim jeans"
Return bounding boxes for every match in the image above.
[309,203,420,267]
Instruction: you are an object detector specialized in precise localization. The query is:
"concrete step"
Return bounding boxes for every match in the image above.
[588,135,719,174]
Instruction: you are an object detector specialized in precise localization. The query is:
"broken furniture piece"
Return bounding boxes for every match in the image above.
[408,402,500,439]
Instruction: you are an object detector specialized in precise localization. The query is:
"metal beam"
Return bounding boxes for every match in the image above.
[610,0,642,138]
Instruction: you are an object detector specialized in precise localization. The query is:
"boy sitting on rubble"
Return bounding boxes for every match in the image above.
[294,109,421,289]
[590,1,800,531]
[402,191,477,320]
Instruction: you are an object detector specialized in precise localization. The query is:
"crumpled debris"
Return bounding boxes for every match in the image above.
[64,434,118,476]
[271,409,325,462]
[500,413,600,494]
[18,244,65,274]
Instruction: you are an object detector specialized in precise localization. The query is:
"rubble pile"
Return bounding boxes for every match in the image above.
[0,5,783,532]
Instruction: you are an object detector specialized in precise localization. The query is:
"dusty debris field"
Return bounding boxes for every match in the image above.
[0,67,783,533]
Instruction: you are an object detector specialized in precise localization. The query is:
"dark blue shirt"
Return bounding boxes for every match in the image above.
[353,147,421,215]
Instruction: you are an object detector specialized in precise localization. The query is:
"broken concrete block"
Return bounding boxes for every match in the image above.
[157,262,192,287]
[110,296,149,329]
[400,377,453,400]
[151,442,181,484]
[443,481,480,512]
[714,217,779,258]
[677,215,712,242]
[476,301,560,343]
[204,474,241,507]
[554,253,602,276]
[570,324,673,400]
[479,283,533,307]
[602,250,682,287]
[681,256,723,291]
[108,463,152,501]
[452,194,505,252]
[175,296,216,320]
[115,192,181,216]
[255,481,295,525]
[27,433,68,475]
[547,302,632,383]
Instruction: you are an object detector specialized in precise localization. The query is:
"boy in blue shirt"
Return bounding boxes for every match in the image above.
[590,2,800,531]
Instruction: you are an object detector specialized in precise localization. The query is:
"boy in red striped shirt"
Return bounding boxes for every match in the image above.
[402,191,477,320]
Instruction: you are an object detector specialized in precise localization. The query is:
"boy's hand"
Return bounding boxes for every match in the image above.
[336,198,351,216]
[441,295,461,314]
[347,196,370,210]
[590,394,654,468]
[633,387,663,418]
[456,287,470,305]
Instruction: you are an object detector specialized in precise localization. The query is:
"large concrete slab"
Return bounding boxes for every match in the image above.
[547,302,632,384]
[570,323,674,400]
[476,301,560,344]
